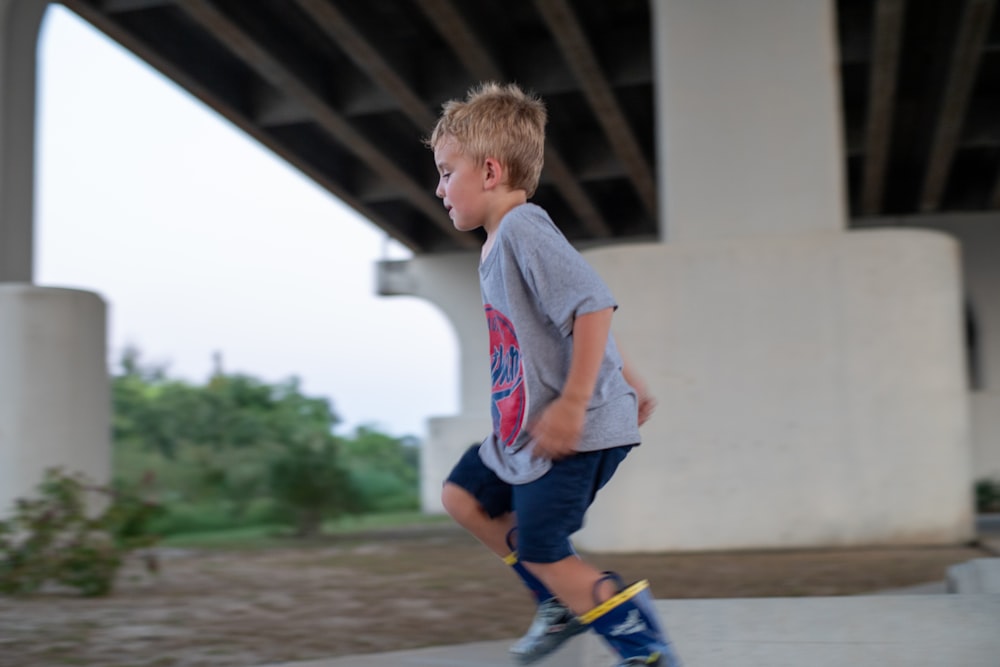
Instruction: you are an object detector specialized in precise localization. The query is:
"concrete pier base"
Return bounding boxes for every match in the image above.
[576,228,973,552]
[0,284,109,515]
[419,414,490,513]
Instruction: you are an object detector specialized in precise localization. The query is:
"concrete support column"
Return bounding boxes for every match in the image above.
[0,286,110,515]
[576,232,972,551]
[855,212,1000,481]
[653,0,847,240]
[561,0,973,551]
[377,253,491,512]
[0,0,48,282]
[0,2,111,515]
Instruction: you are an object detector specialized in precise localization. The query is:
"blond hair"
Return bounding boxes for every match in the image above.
[429,82,547,197]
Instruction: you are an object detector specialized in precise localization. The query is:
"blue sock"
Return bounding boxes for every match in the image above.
[504,550,554,604]
[503,527,554,604]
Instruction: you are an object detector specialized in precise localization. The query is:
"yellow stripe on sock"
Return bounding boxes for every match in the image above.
[503,551,519,566]
[579,580,650,625]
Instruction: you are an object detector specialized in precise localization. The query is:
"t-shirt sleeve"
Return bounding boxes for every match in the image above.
[507,213,617,337]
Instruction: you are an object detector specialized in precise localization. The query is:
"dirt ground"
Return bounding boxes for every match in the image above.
[0,523,989,667]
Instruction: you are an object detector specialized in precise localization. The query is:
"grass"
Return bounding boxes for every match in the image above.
[160,511,452,549]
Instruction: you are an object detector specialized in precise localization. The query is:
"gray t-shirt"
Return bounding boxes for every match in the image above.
[477,203,641,484]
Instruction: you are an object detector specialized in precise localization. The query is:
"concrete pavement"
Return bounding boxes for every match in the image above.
[258,593,1000,667]
[256,516,1000,667]
[259,639,581,667]
[582,594,1000,667]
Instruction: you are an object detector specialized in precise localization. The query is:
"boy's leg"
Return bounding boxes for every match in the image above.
[441,481,560,606]
[514,445,634,614]
[503,527,557,604]
[516,446,681,666]
[442,446,574,665]
[504,527,585,665]
[528,561,681,666]
[523,556,605,615]
[441,480,514,557]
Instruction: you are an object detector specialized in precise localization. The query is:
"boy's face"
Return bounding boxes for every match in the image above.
[434,138,489,234]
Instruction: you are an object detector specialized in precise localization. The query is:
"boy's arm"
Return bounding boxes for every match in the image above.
[530,307,614,459]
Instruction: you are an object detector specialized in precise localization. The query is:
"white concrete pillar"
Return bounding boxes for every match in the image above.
[377,252,488,415]
[562,0,973,551]
[855,212,1000,482]
[0,0,48,282]
[0,2,110,514]
[0,286,110,515]
[377,253,491,512]
[577,231,973,551]
[652,0,847,241]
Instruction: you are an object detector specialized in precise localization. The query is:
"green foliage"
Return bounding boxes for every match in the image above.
[268,442,356,537]
[341,426,419,485]
[348,468,418,513]
[341,426,420,513]
[115,441,284,535]
[0,469,162,597]
[975,478,1000,513]
[146,498,284,536]
[111,348,422,538]
[113,346,339,458]
[160,512,451,550]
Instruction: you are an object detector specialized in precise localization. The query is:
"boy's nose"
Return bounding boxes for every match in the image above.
[435,182,444,198]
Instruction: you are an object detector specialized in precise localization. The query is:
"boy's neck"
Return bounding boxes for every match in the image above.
[482,190,528,260]
[482,189,528,237]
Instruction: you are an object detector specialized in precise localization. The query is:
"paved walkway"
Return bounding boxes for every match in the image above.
[259,594,1000,667]
[259,639,580,667]
[256,517,1000,667]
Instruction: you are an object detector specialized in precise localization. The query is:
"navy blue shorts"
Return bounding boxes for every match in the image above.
[445,444,634,563]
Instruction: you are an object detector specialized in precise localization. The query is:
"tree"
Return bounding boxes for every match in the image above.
[268,441,355,537]
[109,348,413,535]
[340,426,420,513]
[112,348,341,458]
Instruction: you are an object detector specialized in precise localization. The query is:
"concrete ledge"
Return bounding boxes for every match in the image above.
[582,595,1000,667]
[947,558,1000,594]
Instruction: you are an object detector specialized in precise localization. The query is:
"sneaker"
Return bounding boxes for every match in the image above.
[509,598,587,665]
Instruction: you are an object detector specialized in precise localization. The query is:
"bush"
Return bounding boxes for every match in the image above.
[268,442,356,537]
[975,478,1000,513]
[0,469,162,597]
[348,468,418,513]
[148,497,283,536]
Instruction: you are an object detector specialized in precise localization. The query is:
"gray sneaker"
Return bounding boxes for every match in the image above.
[509,598,587,665]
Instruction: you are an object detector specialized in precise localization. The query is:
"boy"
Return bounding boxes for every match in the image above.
[429,82,681,667]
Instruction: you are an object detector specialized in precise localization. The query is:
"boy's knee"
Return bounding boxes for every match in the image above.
[441,482,476,522]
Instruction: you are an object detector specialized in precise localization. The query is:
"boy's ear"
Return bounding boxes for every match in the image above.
[482,157,503,190]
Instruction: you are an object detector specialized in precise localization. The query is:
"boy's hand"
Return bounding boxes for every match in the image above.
[636,389,657,426]
[622,356,656,426]
[530,396,587,460]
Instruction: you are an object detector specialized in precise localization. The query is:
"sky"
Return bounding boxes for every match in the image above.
[34,6,459,439]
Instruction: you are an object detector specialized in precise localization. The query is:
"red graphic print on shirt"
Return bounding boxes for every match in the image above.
[485,304,525,448]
